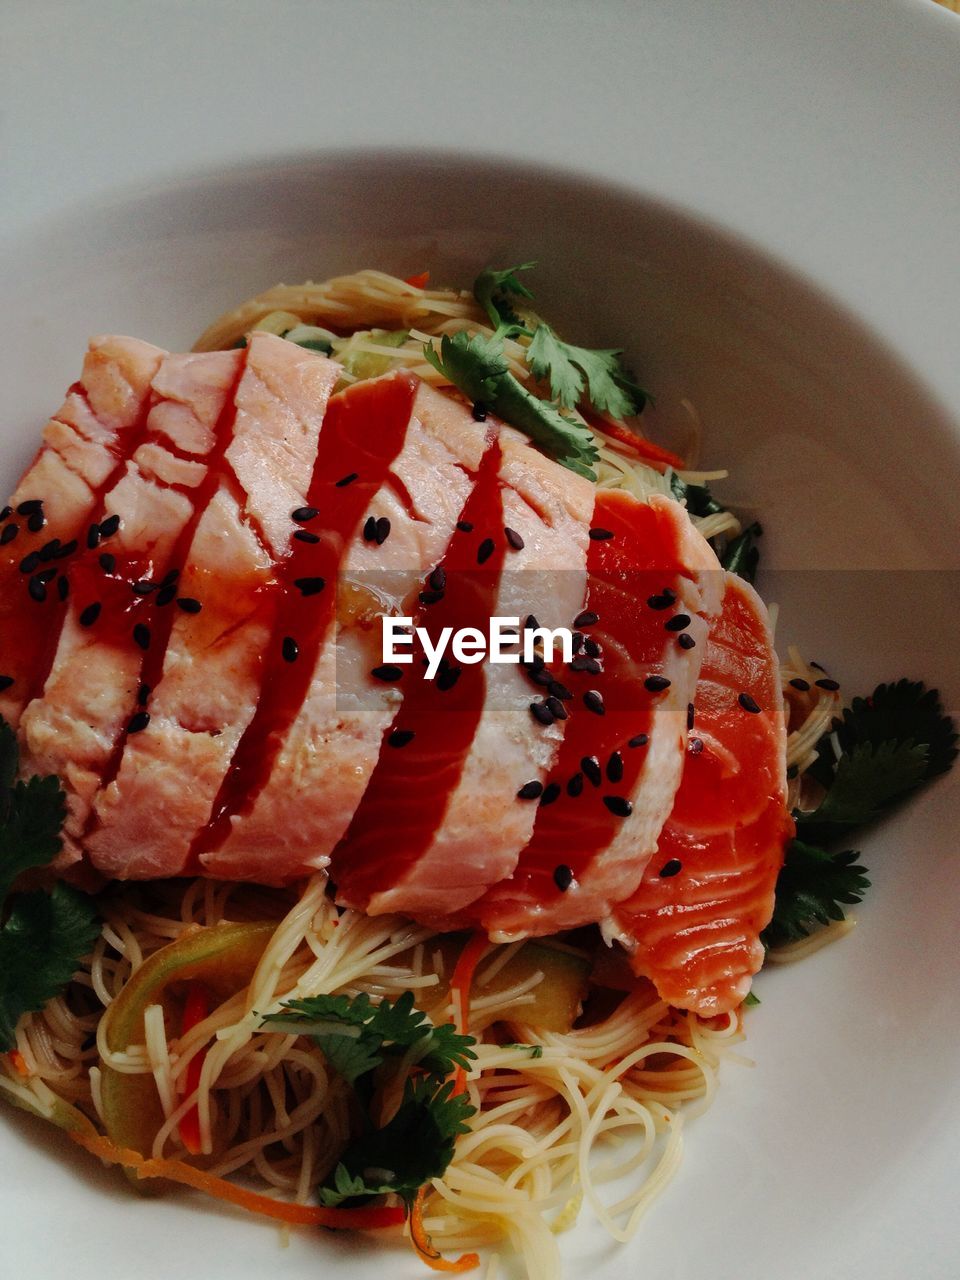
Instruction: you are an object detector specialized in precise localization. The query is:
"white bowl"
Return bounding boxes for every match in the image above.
[2,5,959,1280]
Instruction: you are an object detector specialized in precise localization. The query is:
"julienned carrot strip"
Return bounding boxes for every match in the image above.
[410,1187,479,1274]
[178,981,209,1156]
[405,272,430,289]
[448,930,489,1095]
[67,1130,405,1231]
[590,415,685,471]
[7,1050,29,1078]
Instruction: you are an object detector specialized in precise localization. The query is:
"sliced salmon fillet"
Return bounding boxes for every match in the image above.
[0,336,165,727]
[457,490,723,940]
[85,335,338,879]
[336,427,595,918]
[200,380,487,883]
[614,573,793,1015]
[16,351,243,865]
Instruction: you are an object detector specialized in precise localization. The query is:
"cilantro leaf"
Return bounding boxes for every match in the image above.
[762,840,870,947]
[527,323,647,418]
[798,740,929,845]
[473,262,536,329]
[721,521,762,584]
[832,680,958,782]
[669,472,725,518]
[0,773,67,904]
[424,330,599,479]
[317,1078,474,1209]
[0,882,100,1051]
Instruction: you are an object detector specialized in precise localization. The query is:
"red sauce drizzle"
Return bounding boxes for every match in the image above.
[194,372,420,859]
[479,490,688,924]
[331,433,505,909]
[0,382,159,717]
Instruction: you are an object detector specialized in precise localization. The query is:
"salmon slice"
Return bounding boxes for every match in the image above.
[614,573,793,1015]
[462,491,723,940]
[0,336,165,727]
[337,427,595,918]
[84,335,338,879]
[16,351,243,865]
[199,380,487,883]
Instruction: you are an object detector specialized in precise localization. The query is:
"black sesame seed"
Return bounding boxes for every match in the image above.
[525,653,546,673]
[389,729,415,749]
[646,594,673,611]
[19,551,41,574]
[99,514,120,538]
[789,678,811,692]
[0,675,13,692]
[523,614,540,632]
[571,630,585,653]
[128,711,151,734]
[530,700,555,726]
[335,472,359,488]
[375,517,391,546]
[437,665,461,692]
[456,520,474,533]
[137,682,151,707]
[39,539,61,561]
[132,580,156,596]
[567,772,584,798]
[581,756,602,786]
[603,795,633,817]
[79,602,101,627]
[176,597,202,614]
[628,734,649,751]
[0,506,9,521]
[371,664,403,682]
[282,636,299,663]
[133,623,151,651]
[504,527,524,551]
[678,634,697,650]
[471,401,488,422]
[86,523,101,550]
[161,568,180,587]
[539,781,561,807]
[27,511,45,533]
[687,703,696,730]
[429,566,446,592]
[665,613,691,632]
[293,529,320,544]
[156,586,177,607]
[546,695,568,721]
[607,751,624,783]
[28,576,47,603]
[363,515,378,543]
[37,568,56,584]
[99,553,116,574]
[689,737,704,754]
[659,858,682,878]
[477,537,495,565]
[815,678,840,692]
[517,779,544,800]
[738,692,761,714]
[589,527,614,541]
[55,539,77,559]
[583,637,601,659]
[57,574,69,601]
[574,609,599,628]
[17,499,42,515]
[570,655,602,674]
[291,506,319,523]
[553,864,574,892]
[645,675,671,692]
[583,689,605,716]
[530,667,554,688]
[419,588,444,606]
[1,523,18,545]
[548,680,572,701]
[294,576,326,597]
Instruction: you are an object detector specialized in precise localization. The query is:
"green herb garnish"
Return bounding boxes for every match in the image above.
[0,717,100,1051]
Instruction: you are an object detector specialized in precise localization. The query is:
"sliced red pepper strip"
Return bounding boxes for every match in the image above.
[404,271,431,289]
[410,1186,480,1273]
[177,980,209,1155]
[448,930,489,1095]
[589,414,685,471]
[67,1129,405,1230]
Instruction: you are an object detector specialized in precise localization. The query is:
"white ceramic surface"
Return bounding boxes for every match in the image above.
[2,3,959,1279]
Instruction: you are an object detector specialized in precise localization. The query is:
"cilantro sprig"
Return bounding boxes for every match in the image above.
[762,680,956,947]
[261,990,476,1208]
[0,717,100,1051]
